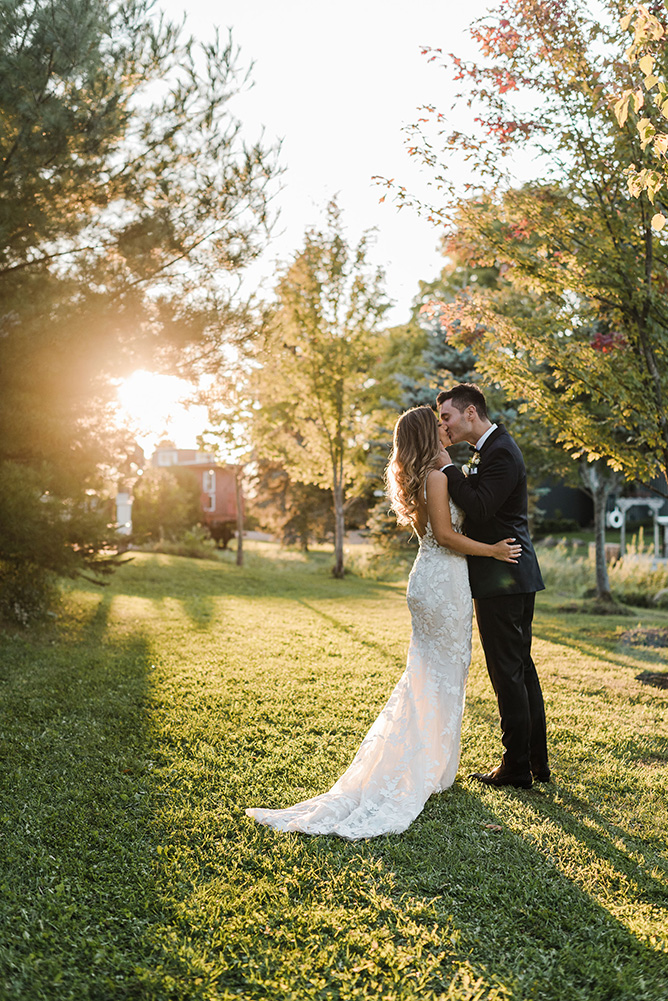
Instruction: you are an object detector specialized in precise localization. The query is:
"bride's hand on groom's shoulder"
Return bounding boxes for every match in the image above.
[492,538,522,563]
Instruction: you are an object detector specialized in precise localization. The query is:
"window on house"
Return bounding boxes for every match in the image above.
[203,470,215,492]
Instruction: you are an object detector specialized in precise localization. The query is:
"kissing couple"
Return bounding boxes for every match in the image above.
[246,383,550,840]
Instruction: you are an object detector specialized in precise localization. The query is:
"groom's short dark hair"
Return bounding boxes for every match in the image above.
[437,383,488,419]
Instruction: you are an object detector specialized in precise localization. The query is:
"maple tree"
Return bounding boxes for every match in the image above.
[614,2,668,221]
[392,0,668,489]
[385,0,668,600]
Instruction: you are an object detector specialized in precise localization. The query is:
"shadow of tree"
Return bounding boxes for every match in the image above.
[94,551,403,632]
[0,615,168,996]
[246,781,668,1000]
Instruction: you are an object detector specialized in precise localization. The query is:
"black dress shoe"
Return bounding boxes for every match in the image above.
[470,766,533,789]
[532,769,551,783]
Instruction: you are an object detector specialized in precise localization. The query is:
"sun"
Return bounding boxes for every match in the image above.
[115,370,210,452]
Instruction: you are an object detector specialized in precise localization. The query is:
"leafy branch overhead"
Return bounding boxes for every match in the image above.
[0,0,280,619]
[614,3,668,227]
[398,0,668,495]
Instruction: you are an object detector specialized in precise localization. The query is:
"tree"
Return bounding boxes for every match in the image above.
[388,0,668,494]
[196,364,260,567]
[131,467,201,542]
[430,191,640,601]
[248,462,335,550]
[381,0,668,600]
[579,459,624,602]
[0,0,278,610]
[253,201,390,577]
[614,3,668,219]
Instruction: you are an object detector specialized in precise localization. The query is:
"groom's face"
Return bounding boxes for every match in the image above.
[438,400,471,444]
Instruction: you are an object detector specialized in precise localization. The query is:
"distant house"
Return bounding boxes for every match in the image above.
[116,443,240,546]
[150,444,240,546]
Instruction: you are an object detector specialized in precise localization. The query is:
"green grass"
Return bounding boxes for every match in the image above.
[1,544,667,1000]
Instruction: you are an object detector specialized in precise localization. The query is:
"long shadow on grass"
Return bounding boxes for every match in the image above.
[379,783,667,999]
[238,782,667,1001]
[532,604,668,674]
[295,598,406,668]
[0,593,194,999]
[533,783,668,893]
[109,552,402,631]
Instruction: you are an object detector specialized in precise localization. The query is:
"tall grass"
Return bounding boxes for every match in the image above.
[537,532,668,606]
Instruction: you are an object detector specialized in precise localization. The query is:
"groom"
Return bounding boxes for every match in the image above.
[437,383,549,789]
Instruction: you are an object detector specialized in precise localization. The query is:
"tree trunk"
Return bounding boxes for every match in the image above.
[332,480,345,578]
[580,460,618,603]
[235,466,244,568]
[591,482,613,603]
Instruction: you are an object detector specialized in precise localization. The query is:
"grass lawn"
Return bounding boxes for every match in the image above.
[1,544,667,1000]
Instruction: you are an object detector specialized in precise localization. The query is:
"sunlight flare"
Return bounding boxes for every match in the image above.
[115,370,210,451]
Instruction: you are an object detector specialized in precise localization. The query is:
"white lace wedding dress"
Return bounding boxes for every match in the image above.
[245,496,473,840]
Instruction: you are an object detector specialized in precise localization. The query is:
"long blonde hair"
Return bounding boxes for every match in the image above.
[385,405,440,528]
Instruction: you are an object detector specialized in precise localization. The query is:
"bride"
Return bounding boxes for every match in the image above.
[245,405,521,839]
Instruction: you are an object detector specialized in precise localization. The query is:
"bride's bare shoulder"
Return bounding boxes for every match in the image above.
[426,468,449,495]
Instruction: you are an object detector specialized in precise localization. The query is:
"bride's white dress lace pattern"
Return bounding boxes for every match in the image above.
[245,499,473,839]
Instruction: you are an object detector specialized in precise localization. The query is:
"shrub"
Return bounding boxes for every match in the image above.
[536,539,594,597]
[131,468,202,542]
[138,526,218,560]
[533,516,581,537]
[366,496,417,550]
[345,544,415,581]
[608,556,668,608]
[0,561,59,626]
[536,531,668,607]
[0,462,119,624]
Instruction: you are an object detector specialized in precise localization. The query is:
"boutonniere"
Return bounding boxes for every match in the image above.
[462,451,481,477]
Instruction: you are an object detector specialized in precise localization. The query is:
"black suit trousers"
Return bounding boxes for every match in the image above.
[474,592,548,776]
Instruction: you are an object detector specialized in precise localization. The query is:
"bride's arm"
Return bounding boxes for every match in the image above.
[426,470,521,563]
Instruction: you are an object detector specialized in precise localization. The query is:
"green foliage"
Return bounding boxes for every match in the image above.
[131,467,201,542]
[248,461,334,550]
[444,186,668,487]
[400,1,668,491]
[0,0,277,602]
[253,200,390,576]
[0,561,58,626]
[614,4,668,215]
[0,550,667,998]
[137,525,219,560]
[366,495,417,550]
[0,459,120,623]
[537,535,668,609]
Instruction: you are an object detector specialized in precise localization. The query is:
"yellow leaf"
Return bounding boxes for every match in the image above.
[652,213,666,230]
[644,73,659,89]
[614,92,631,126]
[639,54,655,76]
[634,88,645,112]
[620,10,633,31]
[653,134,668,155]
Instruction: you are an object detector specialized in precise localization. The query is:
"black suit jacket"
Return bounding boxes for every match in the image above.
[444,425,544,599]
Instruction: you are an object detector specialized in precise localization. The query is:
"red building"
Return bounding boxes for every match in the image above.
[151,444,240,546]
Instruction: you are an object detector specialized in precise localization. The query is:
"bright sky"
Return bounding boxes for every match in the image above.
[160,0,491,322]
[118,0,493,449]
